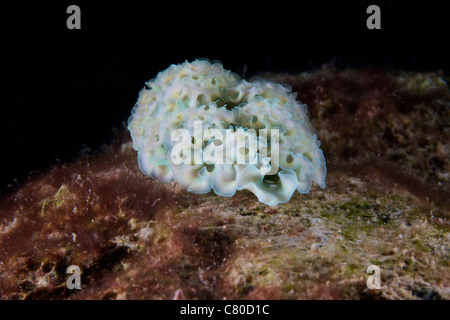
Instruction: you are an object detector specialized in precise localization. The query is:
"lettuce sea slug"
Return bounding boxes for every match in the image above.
[128,60,326,206]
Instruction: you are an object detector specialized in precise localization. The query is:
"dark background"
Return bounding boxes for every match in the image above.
[1,1,448,192]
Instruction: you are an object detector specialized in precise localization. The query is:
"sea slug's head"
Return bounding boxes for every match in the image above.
[128,60,326,206]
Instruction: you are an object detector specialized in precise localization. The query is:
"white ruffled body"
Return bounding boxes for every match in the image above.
[128,60,326,206]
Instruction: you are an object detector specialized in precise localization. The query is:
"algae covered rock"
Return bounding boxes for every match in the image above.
[0,65,448,300]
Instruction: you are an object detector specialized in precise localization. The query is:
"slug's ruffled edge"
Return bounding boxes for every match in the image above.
[128,59,327,206]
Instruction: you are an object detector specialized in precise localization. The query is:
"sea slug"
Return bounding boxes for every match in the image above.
[128,60,326,206]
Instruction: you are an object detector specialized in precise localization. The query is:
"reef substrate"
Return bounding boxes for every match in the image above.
[0,64,448,299]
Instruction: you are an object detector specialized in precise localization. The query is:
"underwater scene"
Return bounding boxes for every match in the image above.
[0,2,448,304]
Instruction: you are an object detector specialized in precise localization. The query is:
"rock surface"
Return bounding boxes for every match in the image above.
[0,65,448,299]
